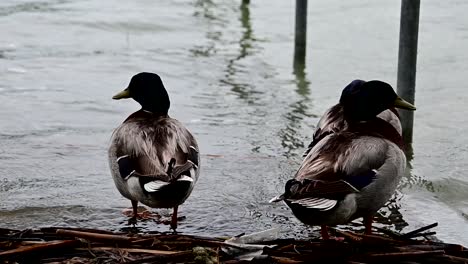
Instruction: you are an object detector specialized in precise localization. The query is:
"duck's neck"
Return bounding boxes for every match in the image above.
[135,96,170,116]
[124,109,168,122]
[142,109,165,115]
[142,108,168,117]
[140,103,169,116]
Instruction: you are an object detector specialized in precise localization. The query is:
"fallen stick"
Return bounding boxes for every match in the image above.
[130,238,156,245]
[55,229,135,242]
[396,244,452,252]
[373,226,405,239]
[400,223,438,239]
[395,243,466,253]
[0,236,43,241]
[0,240,77,258]
[141,233,224,242]
[409,231,437,238]
[76,247,179,255]
[359,233,406,245]
[270,256,305,264]
[158,235,247,250]
[357,250,445,262]
[123,250,193,264]
[42,227,125,235]
[435,254,468,264]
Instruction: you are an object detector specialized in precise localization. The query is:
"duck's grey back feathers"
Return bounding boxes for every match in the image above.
[109,111,200,208]
[286,133,405,225]
[113,117,195,173]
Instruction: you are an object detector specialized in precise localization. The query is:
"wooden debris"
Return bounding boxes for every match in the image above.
[400,222,438,239]
[0,222,467,263]
[0,240,77,258]
[55,229,135,242]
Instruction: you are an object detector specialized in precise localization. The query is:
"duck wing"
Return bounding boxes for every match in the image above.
[303,105,347,158]
[285,132,388,211]
[112,116,199,192]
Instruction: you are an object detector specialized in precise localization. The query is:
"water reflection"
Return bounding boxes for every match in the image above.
[0,0,67,17]
[221,0,261,103]
[374,192,409,232]
[279,62,311,158]
[191,0,261,103]
[399,144,436,192]
[193,0,217,21]
[191,0,219,57]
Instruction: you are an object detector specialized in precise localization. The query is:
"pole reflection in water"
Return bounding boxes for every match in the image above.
[279,61,312,158]
[191,0,219,57]
[221,0,261,103]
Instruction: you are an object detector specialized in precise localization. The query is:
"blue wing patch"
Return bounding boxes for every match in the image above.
[343,169,377,190]
[116,155,135,179]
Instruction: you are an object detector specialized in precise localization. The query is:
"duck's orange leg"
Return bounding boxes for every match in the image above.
[364,215,373,234]
[170,205,178,231]
[321,225,330,240]
[128,200,139,225]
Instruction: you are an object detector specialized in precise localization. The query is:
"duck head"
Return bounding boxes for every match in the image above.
[113,72,170,114]
[340,80,416,121]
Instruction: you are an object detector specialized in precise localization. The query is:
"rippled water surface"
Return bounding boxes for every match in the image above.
[1,0,468,244]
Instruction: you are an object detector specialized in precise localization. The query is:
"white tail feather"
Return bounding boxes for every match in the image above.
[177,175,194,182]
[144,180,169,192]
[290,197,338,211]
[269,195,284,203]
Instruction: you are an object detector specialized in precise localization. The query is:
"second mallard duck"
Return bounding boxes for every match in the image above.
[108,72,200,231]
[271,80,416,239]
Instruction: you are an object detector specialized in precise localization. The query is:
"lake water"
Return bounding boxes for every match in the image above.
[1,0,468,245]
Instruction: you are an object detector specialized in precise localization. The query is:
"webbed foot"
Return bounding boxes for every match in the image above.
[122,201,161,225]
[128,216,138,226]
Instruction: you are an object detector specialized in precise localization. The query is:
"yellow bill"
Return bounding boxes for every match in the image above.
[112,88,131,100]
[394,97,416,110]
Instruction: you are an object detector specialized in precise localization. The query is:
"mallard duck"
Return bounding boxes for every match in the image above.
[108,72,200,230]
[270,80,416,239]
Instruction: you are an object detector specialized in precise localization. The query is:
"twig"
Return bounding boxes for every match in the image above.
[270,256,305,264]
[372,226,404,239]
[55,229,136,242]
[435,254,468,264]
[400,223,438,239]
[123,250,193,264]
[77,247,179,255]
[357,250,445,261]
[0,240,77,258]
[0,237,43,241]
[359,234,406,245]
[41,227,125,235]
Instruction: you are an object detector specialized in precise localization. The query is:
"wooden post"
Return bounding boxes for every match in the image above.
[294,0,308,67]
[397,0,420,144]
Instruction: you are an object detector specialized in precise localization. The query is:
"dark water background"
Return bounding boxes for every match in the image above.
[1,0,467,244]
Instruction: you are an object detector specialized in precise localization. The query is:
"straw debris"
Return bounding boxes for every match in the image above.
[1,223,467,263]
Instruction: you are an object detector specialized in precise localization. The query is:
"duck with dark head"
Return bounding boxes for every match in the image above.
[270,79,416,239]
[108,72,200,231]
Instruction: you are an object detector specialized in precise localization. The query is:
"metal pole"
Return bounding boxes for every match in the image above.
[294,0,308,67]
[397,0,420,144]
